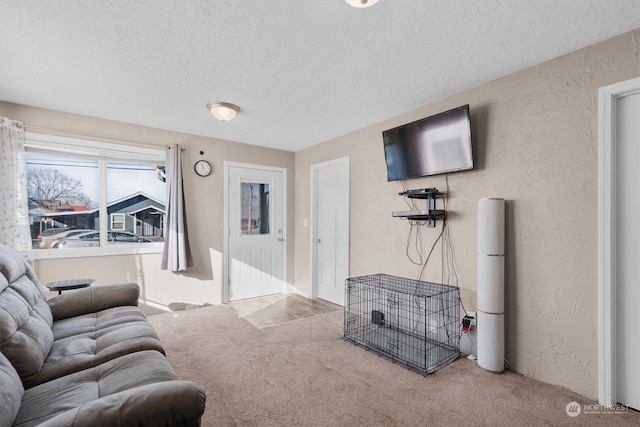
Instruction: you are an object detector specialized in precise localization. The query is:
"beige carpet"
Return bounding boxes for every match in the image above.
[148,305,639,426]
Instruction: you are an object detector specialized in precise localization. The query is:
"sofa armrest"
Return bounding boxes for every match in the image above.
[37,380,206,427]
[47,282,140,321]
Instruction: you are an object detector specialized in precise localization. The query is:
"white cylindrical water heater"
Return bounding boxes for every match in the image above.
[477,198,505,373]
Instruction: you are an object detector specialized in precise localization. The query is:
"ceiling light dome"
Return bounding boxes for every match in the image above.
[345,0,379,8]
[207,102,240,121]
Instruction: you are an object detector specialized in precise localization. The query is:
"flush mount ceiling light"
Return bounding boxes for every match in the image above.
[207,101,240,121]
[345,0,379,8]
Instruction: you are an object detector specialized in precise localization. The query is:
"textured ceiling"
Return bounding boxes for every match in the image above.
[1,0,638,151]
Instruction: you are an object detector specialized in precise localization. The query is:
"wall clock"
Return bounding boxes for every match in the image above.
[194,160,212,177]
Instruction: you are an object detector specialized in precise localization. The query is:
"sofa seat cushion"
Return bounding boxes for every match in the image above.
[13,350,204,427]
[32,318,165,387]
[51,305,153,340]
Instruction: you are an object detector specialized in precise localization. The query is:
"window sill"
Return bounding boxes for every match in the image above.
[30,242,164,260]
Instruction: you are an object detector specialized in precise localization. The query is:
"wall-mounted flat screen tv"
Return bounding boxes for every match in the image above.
[383,104,473,181]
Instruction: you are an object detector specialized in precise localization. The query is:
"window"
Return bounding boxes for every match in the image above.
[111,214,126,230]
[25,133,166,258]
[240,182,270,235]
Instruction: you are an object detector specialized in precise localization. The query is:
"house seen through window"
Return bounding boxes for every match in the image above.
[26,134,166,253]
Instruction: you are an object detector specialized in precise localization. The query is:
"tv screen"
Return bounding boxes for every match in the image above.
[383,104,473,181]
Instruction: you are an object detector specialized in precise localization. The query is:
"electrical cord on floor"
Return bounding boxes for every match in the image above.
[459,316,476,360]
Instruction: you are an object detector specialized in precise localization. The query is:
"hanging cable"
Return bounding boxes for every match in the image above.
[405,221,424,265]
[416,220,445,283]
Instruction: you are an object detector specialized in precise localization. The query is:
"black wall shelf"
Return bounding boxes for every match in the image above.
[392,188,446,227]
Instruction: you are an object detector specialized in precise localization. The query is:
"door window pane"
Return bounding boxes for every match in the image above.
[241,182,270,235]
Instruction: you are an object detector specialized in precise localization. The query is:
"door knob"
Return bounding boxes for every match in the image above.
[278,237,284,242]
[317,238,321,243]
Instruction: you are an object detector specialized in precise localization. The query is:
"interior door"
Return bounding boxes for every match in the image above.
[615,90,640,410]
[312,157,349,306]
[227,165,285,301]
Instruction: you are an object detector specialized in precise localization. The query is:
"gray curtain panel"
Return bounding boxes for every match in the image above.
[161,144,193,271]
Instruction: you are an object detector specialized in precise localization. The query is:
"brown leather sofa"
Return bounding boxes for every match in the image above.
[0,245,206,426]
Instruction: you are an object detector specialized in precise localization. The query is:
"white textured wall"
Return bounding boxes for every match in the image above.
[295,30,640,399]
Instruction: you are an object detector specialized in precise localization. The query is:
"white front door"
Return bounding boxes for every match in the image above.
[311,157,350,306]
[227,164,286,301]
[615,89,640,411]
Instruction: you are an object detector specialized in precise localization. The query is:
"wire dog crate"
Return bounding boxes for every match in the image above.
[344,274,460,375]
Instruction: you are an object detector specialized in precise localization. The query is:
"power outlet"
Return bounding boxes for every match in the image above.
[462,312,476,332]
[467,311,476,327]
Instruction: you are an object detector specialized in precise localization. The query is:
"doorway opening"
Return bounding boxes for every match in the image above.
[598,76,640,410]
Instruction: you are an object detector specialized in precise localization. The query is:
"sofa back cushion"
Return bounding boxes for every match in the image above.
[0,351,25,427]
[0,245,54,388]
